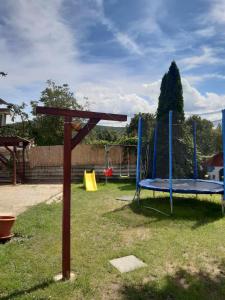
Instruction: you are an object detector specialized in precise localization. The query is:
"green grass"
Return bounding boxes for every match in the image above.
[0,182,225,299]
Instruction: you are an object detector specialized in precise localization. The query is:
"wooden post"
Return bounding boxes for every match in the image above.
[13,146,17,185]
[22,145,26,183]
[35,106,127,281]
[62,116,72,280]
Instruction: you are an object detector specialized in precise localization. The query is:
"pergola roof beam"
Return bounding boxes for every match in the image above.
[36,106,127,122]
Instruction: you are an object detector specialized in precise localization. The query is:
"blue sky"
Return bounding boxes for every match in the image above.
[0,0,225,124]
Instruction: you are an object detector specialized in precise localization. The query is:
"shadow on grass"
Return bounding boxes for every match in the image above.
[120,261,225,300]
[105,196,222,229]
[0,280,55,300]
[118,183,136,191]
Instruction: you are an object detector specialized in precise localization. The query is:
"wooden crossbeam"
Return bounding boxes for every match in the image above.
[36,106,127,122]
[71,118,100,149]
[36,106,127,281]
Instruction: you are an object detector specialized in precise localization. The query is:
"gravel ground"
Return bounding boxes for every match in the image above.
[0,184,62,216]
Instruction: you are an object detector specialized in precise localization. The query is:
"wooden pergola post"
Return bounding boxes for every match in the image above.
[0,137,30,185]
[13,146,17,185]
[22,145,26,183]
[62,116,72,280]
[36,106,127,280]
[5,146,17,185]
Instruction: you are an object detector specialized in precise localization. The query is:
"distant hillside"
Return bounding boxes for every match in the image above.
[94,125,126,134]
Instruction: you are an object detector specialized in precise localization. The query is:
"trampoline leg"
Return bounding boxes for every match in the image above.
[133,188,141,204]
[170,194,173,215]
[133,190,137,202]
[137,189,141,205]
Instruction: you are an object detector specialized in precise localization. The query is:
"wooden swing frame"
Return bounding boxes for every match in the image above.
[36,106,127,280]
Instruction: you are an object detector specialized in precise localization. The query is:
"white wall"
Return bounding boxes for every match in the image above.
[207,166,223,181]
[0,114,7,126]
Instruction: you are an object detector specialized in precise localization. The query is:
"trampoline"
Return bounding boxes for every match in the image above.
[139,179,224,195]
[134,110,225,215]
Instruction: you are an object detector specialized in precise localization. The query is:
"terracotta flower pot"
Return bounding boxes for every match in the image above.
[0,216,16,240]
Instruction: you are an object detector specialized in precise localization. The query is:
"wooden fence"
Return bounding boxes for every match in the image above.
[0,144,137,183]
[27,144,136,168]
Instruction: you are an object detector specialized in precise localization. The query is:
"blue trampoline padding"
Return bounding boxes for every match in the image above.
[139,178,224,195]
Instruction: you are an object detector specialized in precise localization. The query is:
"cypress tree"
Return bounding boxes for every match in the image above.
[154,61,193,178]
[157,61,184,122]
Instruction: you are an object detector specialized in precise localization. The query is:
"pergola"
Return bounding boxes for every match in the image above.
[0,136,30,185]
[36,106,127,280]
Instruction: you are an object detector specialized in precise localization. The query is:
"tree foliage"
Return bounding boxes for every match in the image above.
[127,113,155,142]
[155,62,192,178]
[157,61,184,122]
[31,80,83,145]
[186,116,222,156]
[0,102,30,138]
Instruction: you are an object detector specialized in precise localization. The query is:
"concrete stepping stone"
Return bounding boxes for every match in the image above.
[110,255,147,273]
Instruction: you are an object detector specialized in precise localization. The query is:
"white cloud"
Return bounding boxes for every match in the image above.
[93,0,143,56]
[0,0,79,88]
[75,82,155,126]
[72,76,225,126]
[184,73,225,85]
[210,0,225,25]
[194,26,216,37]
[179,47,222,70]
[0,0,224,127]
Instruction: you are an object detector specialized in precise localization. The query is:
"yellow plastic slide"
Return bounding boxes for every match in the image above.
[84,170,97,191]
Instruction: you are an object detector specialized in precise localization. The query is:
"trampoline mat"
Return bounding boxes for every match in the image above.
[139,178,224,194]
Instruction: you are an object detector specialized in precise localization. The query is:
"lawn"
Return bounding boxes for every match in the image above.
[0,182,225,300]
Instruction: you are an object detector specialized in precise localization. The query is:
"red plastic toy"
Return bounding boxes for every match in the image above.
[104,167,113,177]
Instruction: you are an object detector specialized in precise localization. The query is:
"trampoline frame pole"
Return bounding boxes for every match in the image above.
[169,111,173,214]
[152,123,158,179]
[136,115,143,200]
[193,121,198,179]
[222,109,225,216]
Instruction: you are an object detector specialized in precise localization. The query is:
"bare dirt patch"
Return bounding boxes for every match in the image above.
[120,226,153,246]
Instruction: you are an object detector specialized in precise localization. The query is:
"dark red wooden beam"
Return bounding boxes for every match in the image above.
[22,146,26,183]
[0,137,30,147]
[36,106,127,122]
[62,116,72,280]
[36,106,127,281]
[71,118,100,149]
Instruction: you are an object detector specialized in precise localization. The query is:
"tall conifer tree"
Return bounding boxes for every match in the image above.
[155,62,193,178]
[157,61,184,122]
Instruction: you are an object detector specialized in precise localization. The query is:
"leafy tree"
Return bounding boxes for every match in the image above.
[10,102,29,137]
[186,115,216,156]
[31,80,83,145]
[0,102,31,138]
[214,124,222,153]
[127,113,155,142]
